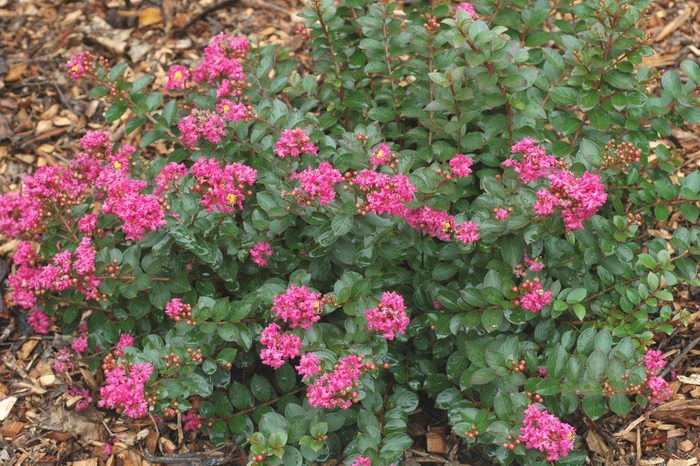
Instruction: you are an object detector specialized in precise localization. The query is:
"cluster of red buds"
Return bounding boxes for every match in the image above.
[295,24,312,41]
[503,435,522,451]
[511,277,540,306]
[187,347,203,363]
[625,212,644,228]
[463,424,479,440]
[164,352,182,369]
[105,259,121,279]
[423,17,440,35]
[435,168,454,182]
[603,140,641,169]
[509,359,527,373]
[526,392,543,403]
[170,302,193,324]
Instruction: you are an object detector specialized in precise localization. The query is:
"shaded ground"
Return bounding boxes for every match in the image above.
[1,0,700,464]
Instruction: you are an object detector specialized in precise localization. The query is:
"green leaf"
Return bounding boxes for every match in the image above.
[588,107,610,130]
[481,308,503,333]
[131,75,154,94]
[368,107,395,123]
[582,395,606,419]
[105,103,128,123]
[566,288,587,303]
[162,100,178,126]
[331,213,353,236]
[109,63,128,82]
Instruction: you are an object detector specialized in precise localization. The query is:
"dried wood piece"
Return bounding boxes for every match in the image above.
[656,8,693,42]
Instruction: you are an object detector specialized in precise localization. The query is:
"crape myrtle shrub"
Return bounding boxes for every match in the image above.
[3,0,700,464]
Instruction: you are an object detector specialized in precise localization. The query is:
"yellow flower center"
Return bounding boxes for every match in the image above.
[227,193,237,204]
[113,161,122,169]
[313,301,320,309]
[442,221,452,232]
[174,71,183,81]
[71,65,80,73]
[223,104,230,113]
[376,150,384,158]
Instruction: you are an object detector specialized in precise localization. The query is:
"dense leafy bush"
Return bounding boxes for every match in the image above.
[3,0,700,464]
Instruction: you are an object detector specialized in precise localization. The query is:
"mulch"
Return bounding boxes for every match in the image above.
[1,0,700,464]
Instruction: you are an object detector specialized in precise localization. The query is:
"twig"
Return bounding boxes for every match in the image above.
[660,333,700,378]
[54,82,73,114]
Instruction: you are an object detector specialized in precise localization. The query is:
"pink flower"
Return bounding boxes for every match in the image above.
[80,130,111,152]
[165,65,190,91]
[521,283,553,313]
[644,349,666,372]
[454,2,476,19]
[192,33,247,83]
[533,188,559,216]
[370,144,392,166]
[178,109,227,146]
[260,323,302,369]
[104,444,113,456]
[73,237,96,276]
[647,376,673,404]
[351,457,371,466]
[165,298,185,319]
[296,352,321,379]
[72,336,89,355]
[307,355,364,409]
[67,386,94,411]
[0,192,42,238]
[274,129,318,158]
[271,285,323,330]
[519,404,576,462]
[538,367,550,379]
[13,241,36,267]
[433,301,443,309]
[182,411,202,431]
[191,158,257,213]
[99,362,153,418]
[524,254,544,272]
[114,334,134,357]
[250,242,273,266]
[366,174,416,216]
[403,206,454,241]
[449,154,474,178]
[504,138,557,184]
[54,347,74,373]
[454,221,480,245]
[365,291,410,340]
[217,99,247,121]
[28,309,51,334]
[67,52,93,80]
[78,214,98,233]
[155,162,188,195]
[494,208,509,220]
[290,162,342,205]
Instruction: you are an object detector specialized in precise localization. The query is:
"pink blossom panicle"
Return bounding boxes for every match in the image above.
[78,214,98,233]
[351,457,371,466]
[647,376,673,404]
[0,192,42,238]
[67,52,93,80]
[370,144,392,166]
[114,333,134,357]
[193,33,247,83]
[519,404,576,462]
[182,411,202,431]
[66,386,94,411]
[307,355,364,409]
[165,65,190,91]
[494,208,509,220]
[217,99,247,121]
[520,282,553,313]
[296,352,321,379]
[644,349,666,372]
[28,309,51,334]
[524,254,544,272]
[178,109,227,146]
[454,2,476,19]
[259,323,302,369]
[72,336,89,354]
[274,128,318,158]
[271,285,323,330]
[365,291,410,340]
[403,206,454,241]
[454,221,480,245]
[449,154,474,178]
[190,158,257,213]
[155,162,188,195]
[290,162,342,205]
[54,347,74,373]
[80,130,111,152]
[504,138,557,184]
[99,362,153,418]
[250,242,273,266]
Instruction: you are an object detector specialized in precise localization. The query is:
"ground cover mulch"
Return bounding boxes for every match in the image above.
[1,0,700,464]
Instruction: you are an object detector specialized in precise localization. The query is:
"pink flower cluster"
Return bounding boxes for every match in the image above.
[271,284,323,330]
[351,457,371,466]
[72,336,89,354]
[9,239,100,309]
[114,333,134,358]
[191,158,257,213]
[454,2,476,19]
[449,154,474,178]
[217,99,247,121]
[454,221,480,245]
[644,349,666,372]
[182,411,202,431]
[506,138,607,230]
[67,386,94,411]
[164,65,190,91]
[178,109,227,146]
[365,291,410,340]
[370,144,392,166]
[520,282,553,313]
[403,206,454,241]
[0,192,42,238]
[646,376,673,404]
[67,52,94,80]
[290,162,342,205]
[54,347,75,373]
[78,214,98,233]
[28,309,51,334]
[155,162,188,195]
[193,33,248,84]
[494,208,509,220]
[519,404,576,462]
[99,362,153,418]
[307,355,364,409]
[274,128,319,158]
[296,352,321,379]
[259,323,302,369]
[250,241,273,266]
